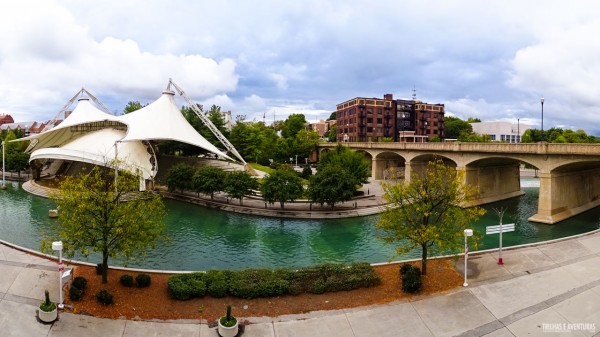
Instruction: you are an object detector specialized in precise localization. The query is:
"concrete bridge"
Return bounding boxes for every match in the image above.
[318,142,600,224]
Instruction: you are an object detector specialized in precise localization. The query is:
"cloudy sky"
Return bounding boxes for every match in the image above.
[1,1,599,134]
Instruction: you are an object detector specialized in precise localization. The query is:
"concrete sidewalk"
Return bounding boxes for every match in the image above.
[1,230,599,337]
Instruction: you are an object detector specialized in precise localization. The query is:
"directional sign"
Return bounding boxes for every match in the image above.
[486,223,515,235]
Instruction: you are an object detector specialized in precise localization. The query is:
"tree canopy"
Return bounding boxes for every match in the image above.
[260,166,304,209]
[307,165,356,209]
[317,145,370,185]
[444,116,472,139]
[224,170,258,205]
[123,101,147,114]
[47,166,165,283]
[280,114,306,139]
[376,159,485,275]
[192,166,226,200]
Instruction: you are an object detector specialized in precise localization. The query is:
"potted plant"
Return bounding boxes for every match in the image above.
[38,290,58,323]
[217,305,238,337]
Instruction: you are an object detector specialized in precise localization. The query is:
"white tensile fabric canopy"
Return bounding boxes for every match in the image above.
[118,90,231,160]
[20,90,232,179]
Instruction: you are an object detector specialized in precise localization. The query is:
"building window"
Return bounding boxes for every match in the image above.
[377,118,383,124]
[367,118,373,123]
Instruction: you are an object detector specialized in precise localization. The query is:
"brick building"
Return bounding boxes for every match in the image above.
[335,94,445,142]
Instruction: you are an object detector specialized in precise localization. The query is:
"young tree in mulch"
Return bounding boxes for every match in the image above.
[260,166,304,209]
[376,158,485,275]
[46,166,165,284]
[192,166,226,199]
[224,170,258,206]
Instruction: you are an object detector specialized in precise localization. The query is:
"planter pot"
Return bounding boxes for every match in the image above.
[217,319,239,337]
[38,308,58,323]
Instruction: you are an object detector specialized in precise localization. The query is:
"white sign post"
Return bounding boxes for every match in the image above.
[463,229,473,287]
[52,241,64,309]
[486,206,515,266]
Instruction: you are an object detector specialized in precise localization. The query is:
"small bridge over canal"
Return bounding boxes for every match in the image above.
[318,142,600,224]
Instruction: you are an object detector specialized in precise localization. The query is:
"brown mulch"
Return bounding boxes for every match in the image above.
[64,259,463,323]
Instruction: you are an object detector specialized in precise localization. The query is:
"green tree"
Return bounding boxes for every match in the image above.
[123,101,146,114]
[165,163,195,192]
[4,131,30,177]
[293,129,320,159]
[327,111,337,121]
[280,114,306,139]
[317,145,370,185]
[192,166,226,199]
[230,119,277,163]
[376,159,485,275]
[307,165,355,209]
[466,117,482,123]
[444,117,472,139]
[224,170,258,205]
[327,124,337,142]
[48,166,165,283]
[260,166,304,209]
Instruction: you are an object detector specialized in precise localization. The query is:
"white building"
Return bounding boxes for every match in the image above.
[471,121,530,143]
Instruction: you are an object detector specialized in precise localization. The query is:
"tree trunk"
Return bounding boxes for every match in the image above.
[239,197,243,205]
[102,250,109,284]
[210,193,214,200]
[280,201,285,209]
[421,243,428,275]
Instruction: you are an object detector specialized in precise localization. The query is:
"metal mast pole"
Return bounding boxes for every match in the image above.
[166,79,246,165]
[2,141,5,189]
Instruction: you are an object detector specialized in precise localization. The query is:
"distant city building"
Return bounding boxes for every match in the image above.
[306,120,330,138]
[471,121,530,143]
[335,94,445,142]
[221,110,233,131]
[0,114,14,125]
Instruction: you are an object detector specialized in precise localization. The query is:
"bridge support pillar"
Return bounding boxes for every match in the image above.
[462,163,524,207]
[529,168,600,224]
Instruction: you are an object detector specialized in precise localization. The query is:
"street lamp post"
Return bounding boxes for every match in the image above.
[540,97,544,141]
[517,118,520,143]
[1,140,5,189]
[463,229,473,287]
[52,241,64,309]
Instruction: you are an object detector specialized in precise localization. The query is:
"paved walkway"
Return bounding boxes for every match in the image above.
[1,229,600,337]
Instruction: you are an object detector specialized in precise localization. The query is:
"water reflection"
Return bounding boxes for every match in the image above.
[0,181,598,271]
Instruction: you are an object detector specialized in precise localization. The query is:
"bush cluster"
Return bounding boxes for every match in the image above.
[69,276,88,301]
[399,264,422,293]
[168,262,381,300]
[120,274,134,287]
[96,289,113,305]
[136,273,152,287]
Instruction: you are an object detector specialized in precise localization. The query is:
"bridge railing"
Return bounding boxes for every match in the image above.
[318,142,600,156]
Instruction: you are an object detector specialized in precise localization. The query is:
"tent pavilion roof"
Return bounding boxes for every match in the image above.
[29,128,154,179]
[21,97,123,152]
[118,90,232,160]
[15,88,234,179]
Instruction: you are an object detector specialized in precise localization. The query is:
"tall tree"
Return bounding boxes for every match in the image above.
[376,159,485,275]
[165,163,195,192]
[280,114,306,139]
[224,170,258,205]
[444,116,472,139]
[261,166,304,209]
[48,166,165,283]
[123,101,146,114]
[192,166,226,199]
[307,165,355,209]
[327,124,337,142]
[317,145,370,185]
[293,129,320,159]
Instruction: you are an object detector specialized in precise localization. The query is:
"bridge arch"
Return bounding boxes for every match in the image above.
[372,151,406,180]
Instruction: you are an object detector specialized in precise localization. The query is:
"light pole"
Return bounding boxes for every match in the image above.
[463,229,473,287]
[517,118,520,143]
[1,140,5,189]
[540,97,544,141]
[52,241,64,309]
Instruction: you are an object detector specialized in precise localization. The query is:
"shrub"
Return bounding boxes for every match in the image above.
[228,269,289,299]
[301,165,312,178]
[135,273,151,287]
[204,270,229,298]
[168,275,195,300]
[167,273,206,300]
[69,286,84,301]
[120,274,133,287]
[96,289,113,305]
[399,264,413,276]
[401,265,422,293]
[72,276,88,290]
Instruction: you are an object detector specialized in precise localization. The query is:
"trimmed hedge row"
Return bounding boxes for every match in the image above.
[168,262,381,300]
